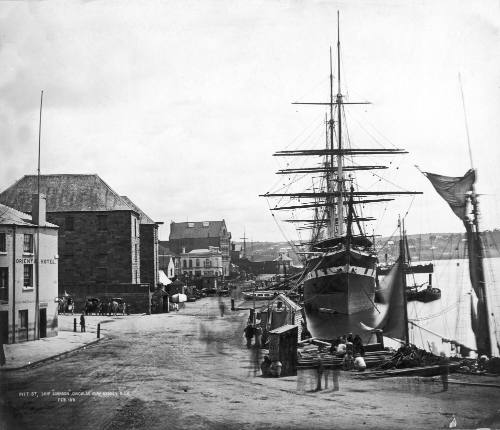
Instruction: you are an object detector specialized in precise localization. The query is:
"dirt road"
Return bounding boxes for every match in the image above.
[1,297,499,429]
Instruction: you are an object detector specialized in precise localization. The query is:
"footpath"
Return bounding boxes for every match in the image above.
[1,330,102,371]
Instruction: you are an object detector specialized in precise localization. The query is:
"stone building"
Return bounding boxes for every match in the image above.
[180,247,223,279]
[0,197,59,344]
[169,220,231,276]
[121,196,161,289]
[0,175,160,299]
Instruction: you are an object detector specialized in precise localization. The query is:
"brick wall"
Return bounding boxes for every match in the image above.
[65,283,151,314]
[47,211,138,293]
[140,224,158,288]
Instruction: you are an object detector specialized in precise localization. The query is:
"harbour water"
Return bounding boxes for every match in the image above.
[406,257,500,357]
[305,257,500,357]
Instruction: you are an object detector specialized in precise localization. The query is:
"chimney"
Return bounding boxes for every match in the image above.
[182,247,186,254]
[32,193,46,226]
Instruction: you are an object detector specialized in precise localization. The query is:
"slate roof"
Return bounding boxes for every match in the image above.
[169,220,228,240]
[0,174,139,215]
[120,196,155,225]
[0,203,58,228]
[158,241,174,255]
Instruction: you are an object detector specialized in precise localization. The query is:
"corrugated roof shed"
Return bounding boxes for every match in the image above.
[0,203,58,228]
[0,174,134,213]
[169,220,227,240]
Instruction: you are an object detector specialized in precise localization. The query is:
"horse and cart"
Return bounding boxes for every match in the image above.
[57,296,75,314]
[84,297,127,316]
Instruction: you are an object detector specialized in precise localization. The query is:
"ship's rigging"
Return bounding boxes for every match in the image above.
[261,11,421,250]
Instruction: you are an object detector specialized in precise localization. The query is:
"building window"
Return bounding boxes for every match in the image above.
[23,234,33,254]
[182,260,187,268]
[135,244,138,263]
[23,264,33,288]
[98,215,107,231]
[66,216,74,231]
[189,260,193,268]
[205,259,211,268]
[196,259,200,267]
[19,310,28,329]
[0,233,6,253]
[0,267,8,301]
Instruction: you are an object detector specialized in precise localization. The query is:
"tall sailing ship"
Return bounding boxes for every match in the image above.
[261,13,421,340]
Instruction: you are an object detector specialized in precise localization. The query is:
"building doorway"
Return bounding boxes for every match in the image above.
[0,311,8,344]
[18,310,28,342]
[39,308,47,338]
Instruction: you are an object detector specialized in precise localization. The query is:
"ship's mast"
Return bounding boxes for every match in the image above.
[460,75,492,356]
[335,11,345,236]
[328,54,336,237]
[263,12,423,242]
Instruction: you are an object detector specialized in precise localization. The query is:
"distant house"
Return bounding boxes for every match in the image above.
[230,243,242,263]
[0,196,59,343]
[159,255,176,279]
[0,175,160,297]
[158,242,179,278]
[169,220,231,276]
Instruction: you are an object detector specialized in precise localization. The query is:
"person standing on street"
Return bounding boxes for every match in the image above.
[254,325,262,348]
[80,313,86,332]
[244,324,254,348]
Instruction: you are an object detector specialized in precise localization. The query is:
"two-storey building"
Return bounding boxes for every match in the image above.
[169,220,231,277]
[0,196,58,343]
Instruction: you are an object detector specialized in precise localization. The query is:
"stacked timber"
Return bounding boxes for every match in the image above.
[297,338,394,369]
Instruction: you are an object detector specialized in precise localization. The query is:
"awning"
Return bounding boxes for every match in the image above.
[159,270,172,285]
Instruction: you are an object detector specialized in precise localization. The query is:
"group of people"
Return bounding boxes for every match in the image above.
[330,333,366,371]
[243,323,263,349]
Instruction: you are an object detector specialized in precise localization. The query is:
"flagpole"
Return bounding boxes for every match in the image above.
[35,90,43,340]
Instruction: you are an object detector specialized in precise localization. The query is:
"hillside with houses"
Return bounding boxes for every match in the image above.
[235,229,500,267]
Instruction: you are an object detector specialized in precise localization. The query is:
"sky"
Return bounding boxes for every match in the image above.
[0,0,499,242]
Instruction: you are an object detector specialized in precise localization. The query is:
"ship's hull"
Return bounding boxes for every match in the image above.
[303,248,378,340]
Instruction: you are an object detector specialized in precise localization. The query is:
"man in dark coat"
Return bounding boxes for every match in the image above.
[244,324,254,348]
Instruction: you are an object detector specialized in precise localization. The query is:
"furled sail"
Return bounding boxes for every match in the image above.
[464,219,491,355]
[361,258,407,341]
[422,169,475,220]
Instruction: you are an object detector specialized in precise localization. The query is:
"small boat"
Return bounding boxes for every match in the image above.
[377,262,434,276]
[406,285,441,303]
[242,290,279,301]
